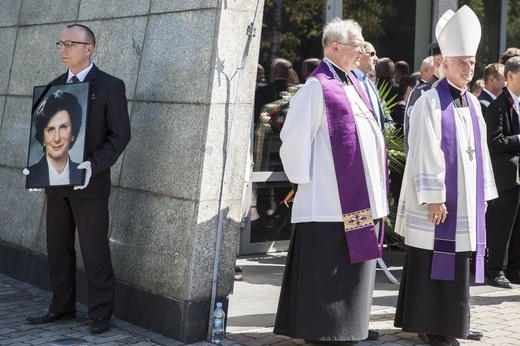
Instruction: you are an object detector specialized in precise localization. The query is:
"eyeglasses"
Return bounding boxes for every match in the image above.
[336,42,365,52]
[365,51,376,57]
[56,41,91,49]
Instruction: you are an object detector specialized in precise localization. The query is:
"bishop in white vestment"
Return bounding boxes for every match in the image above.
[393,6,497,345]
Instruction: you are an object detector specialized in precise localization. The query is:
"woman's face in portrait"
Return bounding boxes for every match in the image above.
[44,110,73,161]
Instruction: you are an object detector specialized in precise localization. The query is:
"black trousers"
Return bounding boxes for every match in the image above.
[46,195,114,319]
[486,185,520,277]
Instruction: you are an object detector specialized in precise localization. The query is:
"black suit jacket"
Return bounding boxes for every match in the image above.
[484,87,520,193]
[26,156,82,188]
[45,64,131,199]
[478,90,495,115]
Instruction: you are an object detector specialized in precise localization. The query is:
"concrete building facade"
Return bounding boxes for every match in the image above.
[0,0,263,343]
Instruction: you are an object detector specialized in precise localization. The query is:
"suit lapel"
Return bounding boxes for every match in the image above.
[503,89,520,134]
[83,64,99,82]
[368,79,386,128]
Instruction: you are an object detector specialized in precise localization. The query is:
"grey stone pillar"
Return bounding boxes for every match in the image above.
[0,1,264,343]
[413,0,458,69]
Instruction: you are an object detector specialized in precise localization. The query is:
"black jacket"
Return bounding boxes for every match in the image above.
[26,156,82,188]
[45,64,131,198]
[485,87,520,193]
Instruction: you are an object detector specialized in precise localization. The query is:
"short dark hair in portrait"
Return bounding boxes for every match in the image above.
[34,90,83,152]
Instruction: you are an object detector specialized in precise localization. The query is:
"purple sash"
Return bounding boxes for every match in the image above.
[311,61,385,263]
[432,79,486,283]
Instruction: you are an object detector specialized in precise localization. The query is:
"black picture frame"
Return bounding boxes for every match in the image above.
[25,82,89,189]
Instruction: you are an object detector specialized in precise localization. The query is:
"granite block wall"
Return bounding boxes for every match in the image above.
[0,0,264,342]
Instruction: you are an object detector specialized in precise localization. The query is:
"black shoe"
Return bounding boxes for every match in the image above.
[418,334,459,346]
[364,329,379,341]
[465,330,483,340]
[27,311,76,324]
[90,317,110,334]
[487,275,513,288]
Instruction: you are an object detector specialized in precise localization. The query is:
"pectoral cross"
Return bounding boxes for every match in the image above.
[466,145,475,161]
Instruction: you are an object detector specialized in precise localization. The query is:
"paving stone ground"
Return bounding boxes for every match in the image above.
[2,261,520,345]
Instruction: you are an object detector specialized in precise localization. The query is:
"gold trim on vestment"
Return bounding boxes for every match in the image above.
[343,208,374,232]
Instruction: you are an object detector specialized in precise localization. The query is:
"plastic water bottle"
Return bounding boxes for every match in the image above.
[211,302,225,344]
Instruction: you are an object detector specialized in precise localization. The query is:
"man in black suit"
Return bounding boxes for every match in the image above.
[478,63,505,115]
[484,56,520,289]
[26,24,131,334]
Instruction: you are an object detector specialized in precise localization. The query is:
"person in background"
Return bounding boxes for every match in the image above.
[388,74,418,205]
[477,63,505,114]
[391,75,419,132]
[289,69,300,85]
[484,56,520,289]
[403,41,443,153]
[375,57,395,87]
[471,79,484,97]
[25,23,131,335]
[367,70,377,83]
[300,57,321,82]
[376,57,399,105]
[254,58,294,124]
[274,18,387,344]
[352,41,386,128]
[394,6,496,345]
[499,47,520,65]
[393,60,410,84]
[418,56,434,84]
[256,63,267,88]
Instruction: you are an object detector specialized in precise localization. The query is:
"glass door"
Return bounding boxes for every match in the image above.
[239,102,292,255]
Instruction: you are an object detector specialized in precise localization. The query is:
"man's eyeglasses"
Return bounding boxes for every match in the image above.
[336,42,365,52]
[365,51,376,57]
[56,41,91,49]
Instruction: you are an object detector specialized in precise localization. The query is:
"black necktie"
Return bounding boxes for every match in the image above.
[71,76,80,83]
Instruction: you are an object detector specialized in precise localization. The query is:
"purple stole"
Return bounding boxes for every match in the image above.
[432,78,486,283]
[310,61,386,264]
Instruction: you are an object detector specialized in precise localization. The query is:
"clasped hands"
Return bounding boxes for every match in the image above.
[23,161,92,191]
[428,202,447,225]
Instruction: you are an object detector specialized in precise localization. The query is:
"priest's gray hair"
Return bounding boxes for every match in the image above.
[322,18,362,48]
[504,56,520,77]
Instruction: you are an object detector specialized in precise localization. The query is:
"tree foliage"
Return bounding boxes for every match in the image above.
[259,0,520,83]
[259,0,416,81]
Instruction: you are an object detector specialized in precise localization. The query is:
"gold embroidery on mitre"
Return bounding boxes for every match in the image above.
[343,208,373,232]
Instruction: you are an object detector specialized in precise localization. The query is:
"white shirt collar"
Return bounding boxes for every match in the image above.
[508,87,520,112]
[47,157,70,186]
[67,62,93,83]
[324,58,348,76]
[482,88,497,100]
[446,79,467,95]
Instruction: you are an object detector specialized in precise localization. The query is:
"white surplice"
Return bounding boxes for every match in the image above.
[279,71,388,223]
[395,86,497,252]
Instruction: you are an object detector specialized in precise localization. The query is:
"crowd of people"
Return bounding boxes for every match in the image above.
[255,5,520,346]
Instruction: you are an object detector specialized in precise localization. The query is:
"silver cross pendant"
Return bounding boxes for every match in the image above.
[466,145,475,161]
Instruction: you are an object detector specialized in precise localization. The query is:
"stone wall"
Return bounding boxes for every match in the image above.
[0,0,263,342]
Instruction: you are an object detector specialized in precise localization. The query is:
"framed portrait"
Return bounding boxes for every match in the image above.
[25,82,90,189]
